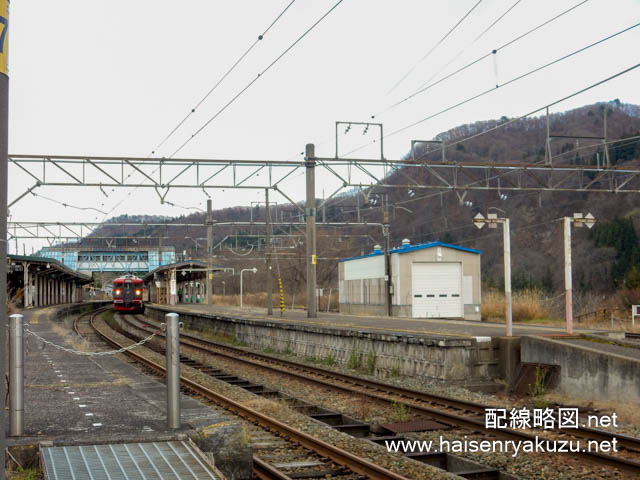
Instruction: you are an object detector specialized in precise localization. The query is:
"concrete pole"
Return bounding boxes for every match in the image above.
[265,188,273,315]
[33,274,38,306]
[503,219,513,337]
[170,269,177,306]
[545,106,551,165]
[383,196,391,317]
[305,144,317,318]
[165,312,181,429]
[564,217,573,334]
[9,314,24,436]
[603,107,610,167]
[206,199,213,306]
[22,262,29,307]
[240,271,244,308]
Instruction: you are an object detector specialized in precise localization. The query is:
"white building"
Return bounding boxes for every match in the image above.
[338,240,481,320]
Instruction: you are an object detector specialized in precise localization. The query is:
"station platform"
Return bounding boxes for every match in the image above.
[160,302,595,338]
[145,303,639,404]
[5,305,250,479]
[521,333,640,404]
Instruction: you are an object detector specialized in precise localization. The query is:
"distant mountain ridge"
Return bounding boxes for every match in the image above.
[88,101,640,297]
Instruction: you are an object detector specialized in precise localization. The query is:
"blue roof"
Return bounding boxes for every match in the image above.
[338,250,384,263]
[340,241,481,263]
[391,241,481,255]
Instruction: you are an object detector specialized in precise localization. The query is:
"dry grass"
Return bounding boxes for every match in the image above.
[482,289,554,322]
[211,290,339,312]
[482,288,640,330]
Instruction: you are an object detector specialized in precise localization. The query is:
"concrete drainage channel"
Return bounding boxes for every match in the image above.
[117,318,516,480]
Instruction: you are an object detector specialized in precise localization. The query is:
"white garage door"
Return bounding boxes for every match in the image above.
[412,263,463,318]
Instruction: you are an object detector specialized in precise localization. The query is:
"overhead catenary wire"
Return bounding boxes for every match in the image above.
[100,1,300,221]
[149,0,298,157]
[418,62,640,157]
[410,0,525,101]
[170,0,346,159]
[387,0,484,95]
[538,133,640,163]
[376,0,590,118]
[343,46,640,160]
[30,192,107,215]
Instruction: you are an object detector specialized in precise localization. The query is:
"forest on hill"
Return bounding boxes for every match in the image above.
[83,100,640,317]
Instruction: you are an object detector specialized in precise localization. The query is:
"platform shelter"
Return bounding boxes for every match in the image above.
[143,260,224,306]
[7,254,93,307]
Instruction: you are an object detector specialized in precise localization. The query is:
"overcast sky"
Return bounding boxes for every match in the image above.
[7,0,640,253]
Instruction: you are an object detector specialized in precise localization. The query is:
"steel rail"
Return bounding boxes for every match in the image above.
[89,312,411,480]
[252,455,295,480]
[134,314,487,414]
[127,313,640,473]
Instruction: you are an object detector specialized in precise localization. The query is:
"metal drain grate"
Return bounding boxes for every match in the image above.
[41,440,219,480]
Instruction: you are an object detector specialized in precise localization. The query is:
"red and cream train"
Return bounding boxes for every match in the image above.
[112,274,145,313]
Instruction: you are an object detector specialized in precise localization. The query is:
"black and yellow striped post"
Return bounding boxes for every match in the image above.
[278,275,285,317]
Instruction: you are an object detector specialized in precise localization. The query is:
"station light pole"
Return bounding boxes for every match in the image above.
[563,213,596,334]
[474,212,512,337]
[240,267,257,308]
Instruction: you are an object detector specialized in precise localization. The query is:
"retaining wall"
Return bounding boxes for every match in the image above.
[521,336,640,404]
[146,305,498,383]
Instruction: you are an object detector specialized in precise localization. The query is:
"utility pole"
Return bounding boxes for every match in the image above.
[383,195,392,317]
[564,217,573,334]
[265,188,273,315]
[563,213,596,334]
[0,2,9,476]
[545,106,552,165]
[473,212,512,336]
[305,144,317,318]
[206,199,213,306]
[603,107,611,167]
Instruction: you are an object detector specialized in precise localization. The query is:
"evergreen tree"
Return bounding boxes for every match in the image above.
[590,217,640,286]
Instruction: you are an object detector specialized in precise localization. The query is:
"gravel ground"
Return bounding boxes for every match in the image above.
[179,339,640,478]
[115,316,640,479]
[176,324,640,477]
[184,325,640,437]
[97,316,459,480]
[411,429,636,480]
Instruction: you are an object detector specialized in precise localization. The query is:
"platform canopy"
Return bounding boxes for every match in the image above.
[8,254,93,284]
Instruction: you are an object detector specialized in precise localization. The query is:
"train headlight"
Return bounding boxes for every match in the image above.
[135,289,142,296]
[114,289,121,295]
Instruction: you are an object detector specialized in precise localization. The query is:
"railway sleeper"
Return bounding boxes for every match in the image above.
[117,314,514,479]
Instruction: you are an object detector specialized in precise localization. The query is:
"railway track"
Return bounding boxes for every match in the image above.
[116,315,501,479]
[119,312,640,475]
[79,309,414,480]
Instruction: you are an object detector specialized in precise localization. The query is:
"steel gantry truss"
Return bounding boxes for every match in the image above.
[8,152,640,211]
[8,145,640,318]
